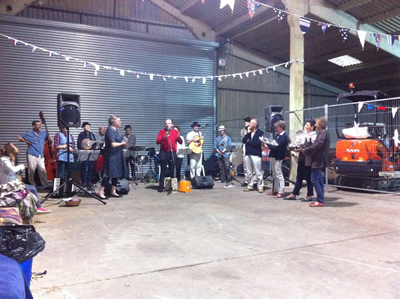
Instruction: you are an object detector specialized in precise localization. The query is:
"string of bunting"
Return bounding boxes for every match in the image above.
[0,32,303,84]
[220,0,399,51]
[357,102,399,119]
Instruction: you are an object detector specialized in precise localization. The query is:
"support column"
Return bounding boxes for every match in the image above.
[282,0,308,181]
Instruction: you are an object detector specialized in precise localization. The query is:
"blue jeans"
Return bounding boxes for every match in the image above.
[311,168,324,203]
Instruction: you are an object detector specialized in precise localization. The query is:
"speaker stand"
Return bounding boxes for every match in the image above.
[41,127,106,205]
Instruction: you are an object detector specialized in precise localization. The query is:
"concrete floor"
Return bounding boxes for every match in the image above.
[30,180,400,298]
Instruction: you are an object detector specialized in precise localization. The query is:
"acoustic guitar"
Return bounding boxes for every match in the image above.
[189,123,209,154]
[39,111,57,181]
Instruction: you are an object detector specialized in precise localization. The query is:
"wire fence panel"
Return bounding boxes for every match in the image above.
[220,96,400,194]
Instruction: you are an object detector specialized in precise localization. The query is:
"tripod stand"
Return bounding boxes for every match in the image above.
[43,127,106,205]
[145,148,158,181]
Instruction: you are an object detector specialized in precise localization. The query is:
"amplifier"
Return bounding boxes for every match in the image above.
[191,176,214,189]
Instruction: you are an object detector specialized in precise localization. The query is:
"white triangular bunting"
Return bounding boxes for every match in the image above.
[220,0,235,12]
[392,107,398,118]
[357,30,367,50]
[358,102,364,113]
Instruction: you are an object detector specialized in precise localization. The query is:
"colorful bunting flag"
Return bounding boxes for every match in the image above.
[220,0,235,13]
[299,17,310,34]
[387,34,395,47]
[374,33,382,50]
[339,28,350,42]
[202,77,206,84]
[136,73,140,78]
[83,62,87,68]
[149,74,154,80]
[48,52,53,57]
[368,104,374,110]
[318,22,330,34]
[273,9,285,22]
[32,47,36,53]
[13,40,18,46]
[357,30,367,50]
[247,0,259,19]
[163,76,166,81]
[377,106,386,111]
[120,70,125,76]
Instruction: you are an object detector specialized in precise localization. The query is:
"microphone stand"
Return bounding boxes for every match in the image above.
[167,130,176,176]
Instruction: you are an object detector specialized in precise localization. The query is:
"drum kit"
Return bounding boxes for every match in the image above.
[128,145,159,182]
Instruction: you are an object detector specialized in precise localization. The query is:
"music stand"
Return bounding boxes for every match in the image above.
[43,127,106,205]
[224,145,242,185]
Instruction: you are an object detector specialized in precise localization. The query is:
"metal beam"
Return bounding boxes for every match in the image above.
[337,0,372,12]
[320,57,398,77]
[148,0,216,41]
[352,72,400,85]
[0,0,37,15]
[180,0,198,14]
[245,27,289,50]
[232,14,278,39]
[309,0,400,58]
[215,6,271,36]
[363,7,400,25]
[268,30,339,58]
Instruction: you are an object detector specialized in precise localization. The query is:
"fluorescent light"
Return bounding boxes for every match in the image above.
[328,55,363,67]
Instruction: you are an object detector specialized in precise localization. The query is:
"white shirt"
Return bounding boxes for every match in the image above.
[187,130,203,142]
[176,136,185,158]
[0,156,25,184]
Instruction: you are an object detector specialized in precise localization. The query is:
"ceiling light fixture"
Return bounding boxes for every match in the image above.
[328,55,363,67]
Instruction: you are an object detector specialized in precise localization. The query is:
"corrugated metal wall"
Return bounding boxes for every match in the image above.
[0,15,217,173]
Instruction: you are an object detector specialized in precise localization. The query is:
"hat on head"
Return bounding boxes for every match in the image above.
[81,122,91,128]
[190,122,201,128]
[124,125,131,130]
[218,125,226,131]
[244,116,251,122]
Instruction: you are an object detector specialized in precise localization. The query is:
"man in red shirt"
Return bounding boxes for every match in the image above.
[156,119,182,192]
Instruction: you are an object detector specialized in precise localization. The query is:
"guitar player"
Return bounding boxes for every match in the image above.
[186,121,204,179]
[77,121,96,191]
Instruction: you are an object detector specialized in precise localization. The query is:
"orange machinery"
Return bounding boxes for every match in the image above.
[334,89,400,189]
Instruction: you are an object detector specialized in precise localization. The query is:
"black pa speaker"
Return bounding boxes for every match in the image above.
[116,179,130,194]
[265,105,283,132]
[57,93,81,128]
[191,176,214,189]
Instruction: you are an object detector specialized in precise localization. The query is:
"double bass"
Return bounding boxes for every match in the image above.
[39,112,57,181]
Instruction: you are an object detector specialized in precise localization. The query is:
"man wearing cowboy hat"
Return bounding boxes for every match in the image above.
[187,121,204,179]
[214,125,234,188]
[77,121,96,191]
[121,125,136,180]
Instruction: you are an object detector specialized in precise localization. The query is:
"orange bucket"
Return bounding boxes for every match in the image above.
[178,180,191,193]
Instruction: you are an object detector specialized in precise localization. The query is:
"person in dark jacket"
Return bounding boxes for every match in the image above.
[77,122,97,191]
[242,119,265,193]
[302,117,330,207]
[266,120,289,198]
[284,119,316,201]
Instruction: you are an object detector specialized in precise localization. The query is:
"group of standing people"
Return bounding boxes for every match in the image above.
[239,115,330,207]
